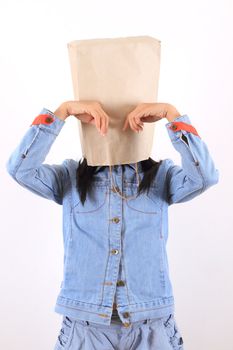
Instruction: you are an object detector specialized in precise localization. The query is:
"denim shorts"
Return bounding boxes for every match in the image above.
[54,312,184,350]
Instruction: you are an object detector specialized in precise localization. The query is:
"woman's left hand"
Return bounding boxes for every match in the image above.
[122,103,181,133]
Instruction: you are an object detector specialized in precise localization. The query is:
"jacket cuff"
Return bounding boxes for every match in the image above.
[165,114,201,141]
[30,107,65,135]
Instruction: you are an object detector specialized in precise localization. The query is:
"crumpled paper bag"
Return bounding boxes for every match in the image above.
[67,35,161,166]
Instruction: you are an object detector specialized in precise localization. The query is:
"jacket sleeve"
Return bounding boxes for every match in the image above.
[5,107,68,205]
[164,114,219,205]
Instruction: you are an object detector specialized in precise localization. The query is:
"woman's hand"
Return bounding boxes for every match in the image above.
[122,103,181,133]
[53,100,110,136]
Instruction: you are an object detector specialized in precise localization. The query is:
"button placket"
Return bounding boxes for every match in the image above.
[108,166,123,314]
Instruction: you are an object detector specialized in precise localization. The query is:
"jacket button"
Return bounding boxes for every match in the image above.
[111,249,119,255]
[112,217,120,223]
[117,280,125,286]
[123,312,130,318]
[171,124,178,130]
[45,116,54,124]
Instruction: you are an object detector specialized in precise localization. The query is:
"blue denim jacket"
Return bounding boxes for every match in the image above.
[6,107,219,326]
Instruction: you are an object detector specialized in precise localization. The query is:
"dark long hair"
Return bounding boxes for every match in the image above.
[76,157,162,205]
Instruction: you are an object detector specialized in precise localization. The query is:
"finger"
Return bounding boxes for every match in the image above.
[101,110,109,133]
[95,109,107,136]
[134,115,144,130]
[137,112,153,128]
[99,107,110,125]
[123,112,133,132]
[123,114,143,132]
[123,104,142,131]
[131,117,139,131]
[137,121,144,130]
[122,117,129,131]
[129,117,137,132]
[91,109,101,133]
[101,114,107,135]
[96,108,105,134]
[128,109,142,128]
[126,113,137,132]
[131,115,142,132]
[100,115,106,135]
[97,107,108,135]
[136,117,144,130]
[122,119,128,131]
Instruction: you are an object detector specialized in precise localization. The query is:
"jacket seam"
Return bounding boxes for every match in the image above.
[170,134,206,188]
[100,187,111,303]
[13,127,41,178]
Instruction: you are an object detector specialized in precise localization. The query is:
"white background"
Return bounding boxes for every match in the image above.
[0,0,231,349]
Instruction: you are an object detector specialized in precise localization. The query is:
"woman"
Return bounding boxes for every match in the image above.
[6,100,219,349]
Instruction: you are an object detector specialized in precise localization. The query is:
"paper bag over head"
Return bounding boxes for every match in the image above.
[67,35,161,166]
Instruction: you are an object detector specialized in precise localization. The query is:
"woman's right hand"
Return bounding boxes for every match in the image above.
[54,100,110,136]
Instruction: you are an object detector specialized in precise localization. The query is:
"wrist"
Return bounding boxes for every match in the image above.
[53,102,69,121]
[165,104,181,122]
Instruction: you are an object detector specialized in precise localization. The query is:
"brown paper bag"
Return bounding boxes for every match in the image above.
[67,35,161,166]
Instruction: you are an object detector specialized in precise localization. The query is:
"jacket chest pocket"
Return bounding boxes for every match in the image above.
[71,185,109,238]
[71,184,109,214]
[123,184,161,214]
